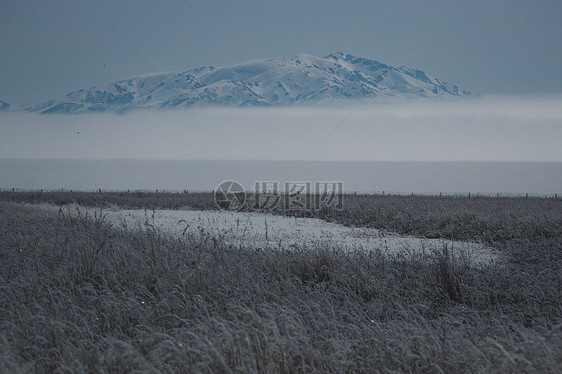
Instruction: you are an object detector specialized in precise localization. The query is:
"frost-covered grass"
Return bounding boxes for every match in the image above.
[0,192,561,372]
[0,190,215,212]
[2,190,560,245]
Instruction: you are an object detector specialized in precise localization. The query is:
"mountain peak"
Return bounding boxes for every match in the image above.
[326,51,343,58]
[325,51,349,59]
[27,53,474,114]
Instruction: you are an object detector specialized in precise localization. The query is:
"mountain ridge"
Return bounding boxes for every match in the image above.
[26,53,474,114]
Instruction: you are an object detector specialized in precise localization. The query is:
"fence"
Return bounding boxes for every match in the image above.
[0,188,559,199]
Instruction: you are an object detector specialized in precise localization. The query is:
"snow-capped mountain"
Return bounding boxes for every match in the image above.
[29,53,473,114]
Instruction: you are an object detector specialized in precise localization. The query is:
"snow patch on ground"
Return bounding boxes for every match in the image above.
[38,203,500,266]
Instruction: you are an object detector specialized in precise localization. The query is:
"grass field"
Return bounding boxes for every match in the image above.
[0,191,561,373]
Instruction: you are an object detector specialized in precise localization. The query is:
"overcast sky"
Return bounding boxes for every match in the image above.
[1,0,561,106]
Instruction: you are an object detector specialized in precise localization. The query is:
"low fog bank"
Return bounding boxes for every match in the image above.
[1,95,561,162]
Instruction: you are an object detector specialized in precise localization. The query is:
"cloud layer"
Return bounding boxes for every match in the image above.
[1,96,561,162]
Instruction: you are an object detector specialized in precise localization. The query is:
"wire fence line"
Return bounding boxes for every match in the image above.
[0,188,559,199]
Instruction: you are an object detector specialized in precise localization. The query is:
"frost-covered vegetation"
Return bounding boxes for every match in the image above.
[0,191,561,373]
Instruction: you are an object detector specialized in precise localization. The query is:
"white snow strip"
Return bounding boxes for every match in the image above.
[36,203,500,266]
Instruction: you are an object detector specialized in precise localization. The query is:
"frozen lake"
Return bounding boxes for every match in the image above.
[1,159,561,195]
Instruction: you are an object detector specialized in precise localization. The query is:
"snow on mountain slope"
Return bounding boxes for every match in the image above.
[28,53,474,114]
